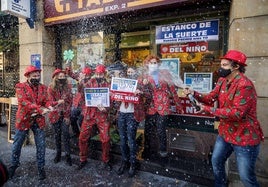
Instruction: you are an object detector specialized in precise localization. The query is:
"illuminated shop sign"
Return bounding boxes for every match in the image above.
[156,20,219,44]
[44,0,186,25]
[160,42,208,54]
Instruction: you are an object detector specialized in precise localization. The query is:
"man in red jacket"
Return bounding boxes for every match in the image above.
[184,50,264,187]
[9,65,61,180]
[77,64,112,171]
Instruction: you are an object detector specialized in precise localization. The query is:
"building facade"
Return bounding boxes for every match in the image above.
[17,0,268,184]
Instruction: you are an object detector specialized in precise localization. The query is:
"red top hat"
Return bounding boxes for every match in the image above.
[82,67,92,75]
[95,64,106,73]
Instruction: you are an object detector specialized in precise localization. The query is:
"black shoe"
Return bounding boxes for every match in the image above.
[38,168,46,180]
[66,155,72,166]
[76,161,87,170]
[54,154,61,163]
[117,161,129,175]
[128,164,136,178]
[8,165,18,179]
[102,162,112,171]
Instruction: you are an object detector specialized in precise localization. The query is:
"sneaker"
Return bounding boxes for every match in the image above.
[159,151,168,158]
[38,168,46,180]
[8,165,18,179]
[76,161,87,170]
[54,154,61,163]
[128,164,136,178]
[116,161,129,175]
[66,155,72,166]
[102,162,112,171]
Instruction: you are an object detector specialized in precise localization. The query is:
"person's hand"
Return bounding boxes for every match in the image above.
[48,106,54,111]
[143,79,149,85]
[182,87,194,96]
[195,102,205,113]
[58,99,65,105]
[97,104,106,112]
[64,118,70,125]
[42,108,51,115]
[134,89,142,95]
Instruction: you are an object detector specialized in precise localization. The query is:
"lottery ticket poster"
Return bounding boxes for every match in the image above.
[184,72,213,93]
[111,77,138,93]
[84,88,110,107]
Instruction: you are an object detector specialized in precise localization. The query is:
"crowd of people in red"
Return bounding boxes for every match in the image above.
[2,51,263,187]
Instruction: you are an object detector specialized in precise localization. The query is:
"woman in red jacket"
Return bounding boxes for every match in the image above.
[48,69,73,166]
[184,50,264,187]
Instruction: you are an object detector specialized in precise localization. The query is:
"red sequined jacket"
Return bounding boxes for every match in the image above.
[195,73,264,146]
[15,82,55,130]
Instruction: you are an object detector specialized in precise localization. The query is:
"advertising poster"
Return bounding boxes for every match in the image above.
[184,72,213,93]
[160,58,180,77]
[110,77,139,103]
[84,88,110,107]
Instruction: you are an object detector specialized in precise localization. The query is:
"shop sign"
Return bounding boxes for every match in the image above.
[31,54,41,69]
[84,88,110,107]
[160,42,208,54]
[1,0,30,19]
[110,77,139,103]
[156,19,219,44]
[44,0,186,25]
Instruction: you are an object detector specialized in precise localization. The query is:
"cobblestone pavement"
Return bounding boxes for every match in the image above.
[0,128,205,187]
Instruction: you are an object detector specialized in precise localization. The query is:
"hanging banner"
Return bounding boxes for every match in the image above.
[156,19,219,44]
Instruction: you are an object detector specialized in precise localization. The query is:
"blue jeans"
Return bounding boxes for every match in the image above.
[11,123,46,170]
[118,112,139,164]
[53,117,71,155]
[212,135,260,187]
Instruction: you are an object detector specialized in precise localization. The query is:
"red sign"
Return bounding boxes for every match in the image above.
[111,91,140,104]
[44,0,187,25]
[180,97,214,118]
[160,42,208,54]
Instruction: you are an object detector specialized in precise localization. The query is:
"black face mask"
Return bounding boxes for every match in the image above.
[218,68,232,78]
[127,74,137,79]
[96,78,104,84]
[83,78,90,83]
[30,78,40,86]
[57,78,67,84]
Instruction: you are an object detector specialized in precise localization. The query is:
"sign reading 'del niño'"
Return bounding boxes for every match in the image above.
[84,88,110,107]
[111,77,139,103]
[156,19,219,44]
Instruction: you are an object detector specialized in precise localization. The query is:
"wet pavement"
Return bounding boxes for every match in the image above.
[0,125,206,187]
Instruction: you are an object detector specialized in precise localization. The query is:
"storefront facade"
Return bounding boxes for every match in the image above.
[17,0,268,184]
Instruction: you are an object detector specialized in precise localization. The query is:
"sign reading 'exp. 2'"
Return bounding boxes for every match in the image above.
[156,20,219,44]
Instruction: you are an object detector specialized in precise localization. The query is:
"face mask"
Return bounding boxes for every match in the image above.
[127,74,137,79]
[96,78,103,84]
[218,67,232,78]
[148,64,158,74]
[30,78,40,86]
[57,78,67,84]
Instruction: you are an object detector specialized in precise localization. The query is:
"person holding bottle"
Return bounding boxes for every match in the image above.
[183,50,264,187]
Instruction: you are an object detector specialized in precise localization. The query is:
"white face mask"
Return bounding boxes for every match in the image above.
[148,64,158,74]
